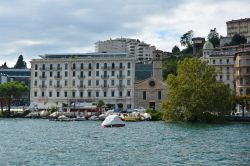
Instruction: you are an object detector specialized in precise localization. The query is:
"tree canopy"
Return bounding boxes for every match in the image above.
[14,55,27,69]
[207,28,220,47]
[230,34,247,45]
[172,45,180,54]
[0,82,28,117]
[180,30,194,47]
[0,62,8,69]
[96,100,105,108]
[162,58,233,122]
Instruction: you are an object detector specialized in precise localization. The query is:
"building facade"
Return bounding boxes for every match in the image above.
[227,18,250,38]
[95,38,156,64]
[30,53,135,110]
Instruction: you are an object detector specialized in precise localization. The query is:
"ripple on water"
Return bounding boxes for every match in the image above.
[0,119,249,166]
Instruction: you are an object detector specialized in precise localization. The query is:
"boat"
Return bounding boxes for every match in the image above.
[101,115,125,128]
[74,116,86,121]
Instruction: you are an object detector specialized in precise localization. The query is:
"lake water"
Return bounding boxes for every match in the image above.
[0,119,249,166]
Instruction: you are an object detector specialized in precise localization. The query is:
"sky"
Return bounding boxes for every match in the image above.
[0,0,249,67]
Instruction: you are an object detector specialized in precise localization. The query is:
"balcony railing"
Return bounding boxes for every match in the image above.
[54,75,62,79]
[77,75,85,79]
[77,85,85,89]
[116,85,125,89]
[54,85,62,89]
[101,75,109,79]
[117,75,125,79]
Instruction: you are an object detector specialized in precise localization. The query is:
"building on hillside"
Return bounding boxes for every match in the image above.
[203,42,250,90]
[30,53,135,110]
[234,51,250,112]
[192,37,205,57]
[0,68,31,105]
[134,50,167,110]
[227,18,250,39]
[95,38,156,64]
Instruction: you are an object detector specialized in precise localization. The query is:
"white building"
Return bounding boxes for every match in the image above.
[30,53,135,110]
[95,38,156,64]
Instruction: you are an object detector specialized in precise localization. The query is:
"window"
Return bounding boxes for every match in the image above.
[219,75,223,80]
[127,90,131,97]
[88,63,92,69]
[57,80,60,87]
[119,91,123,97]
[34,80,37,86]
[112,71,115,76]
[127,70,131,76]
[57,71,60,78]
[73,71,75,77]
[72,91,75,98]
[80,71,84,78]
[111,91,115,97]
[119,80,122,86]
[119,63,123,69]
[111,80,115,86]
[104,91,107,97]
[127,62,131,69]
[127,79,131,86]
[35,64,38,70]
[57,64,60,69]
[96,63,99,69]
[88,91,91,97]
[158,91,162,100]
[50,64,53,70]
[96,71,99,77]
[65,71,68,77]
[88,71,91,77]
[65,64,68,70]
[227,59,229,64]
[247,68,250,73]
[81,63,84,69]
[96,80,99,86]
[35,72,37,77]
[88,80,91,86]
[42,72,45,78]
[34,91,37,97]
[73,63,76,69]
[64,80,68,86]
[80,80,84,87]
[42,91,44,97]
[227,75,230,80]
[127,104,131,109]
[49,91,52,97]
[112,63,115,69]
[96,91,99,97]
[80,91,83,97]
[143,91,146,100]
[42,64,45,70]
[104,71,107,77]
[104,63,107,69]
[220,59,222,64]
[213,60,215,64]
[50,72,53,77]
[64,91,67,97]
[49,80,52,86]
[227,67,229,72]
[42,81,45,87]
[72,80,75,86]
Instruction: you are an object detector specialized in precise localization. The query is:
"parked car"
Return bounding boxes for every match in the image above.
[133,107,145,112]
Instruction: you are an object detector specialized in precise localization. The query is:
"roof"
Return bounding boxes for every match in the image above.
[203,41,214,50]
[226,18,250,24]
[39,52,128,59]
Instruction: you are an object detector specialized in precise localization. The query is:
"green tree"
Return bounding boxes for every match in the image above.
[207,28,220,47]
[180,30,194,47]
[172,45,180,54]
[230,34,247,45]
[0,62,8,69]
[162,58,233,122]
[14,55,27,69]
[96,100,105,109]
[163,56,178,80]
[0,82,28,117]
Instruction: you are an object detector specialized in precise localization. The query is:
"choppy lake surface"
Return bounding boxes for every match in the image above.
[0,119,249,166]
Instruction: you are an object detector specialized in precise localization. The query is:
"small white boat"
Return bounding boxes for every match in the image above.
[74,116,86,121]
[101,115,125,128]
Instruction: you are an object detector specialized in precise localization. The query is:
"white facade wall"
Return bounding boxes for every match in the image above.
[30,55,135,109]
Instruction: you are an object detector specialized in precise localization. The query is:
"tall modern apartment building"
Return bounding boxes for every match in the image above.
[30,53,135,109]
[227,18,250,38]
[95,38,156,64]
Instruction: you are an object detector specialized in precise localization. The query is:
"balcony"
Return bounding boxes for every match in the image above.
[77,85,85,89]
[39,76,47,79]
[101,85,109,89]
[52,67,62,71]
[117,75,125,79]
[77,75,85,79]
[54,85,62,89]
[54,75,62,79]
[39,67,46,71]
[116,85,125,89]
[101,75,109,79]
[39,85,47,89]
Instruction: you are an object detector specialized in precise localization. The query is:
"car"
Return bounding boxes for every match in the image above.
[133,107,145,112]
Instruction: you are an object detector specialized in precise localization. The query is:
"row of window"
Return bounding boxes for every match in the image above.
[35,79,132,87]
[34,70,131,78]
[211,59,233,65]
[219,75,231,81]
[35,62,131,70]
[34,90,132,98]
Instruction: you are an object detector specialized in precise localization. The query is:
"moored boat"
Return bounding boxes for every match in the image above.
[101,115,125,128]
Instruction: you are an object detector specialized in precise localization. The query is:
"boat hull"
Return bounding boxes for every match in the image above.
[102,124,125,128]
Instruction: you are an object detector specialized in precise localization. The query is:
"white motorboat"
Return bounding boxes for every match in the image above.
[101,115,125,128]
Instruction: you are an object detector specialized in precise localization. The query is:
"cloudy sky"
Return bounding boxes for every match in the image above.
[0,0,249,67]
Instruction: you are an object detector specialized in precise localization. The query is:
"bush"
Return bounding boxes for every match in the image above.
[146,109,163,121]
[50,106,57,113]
